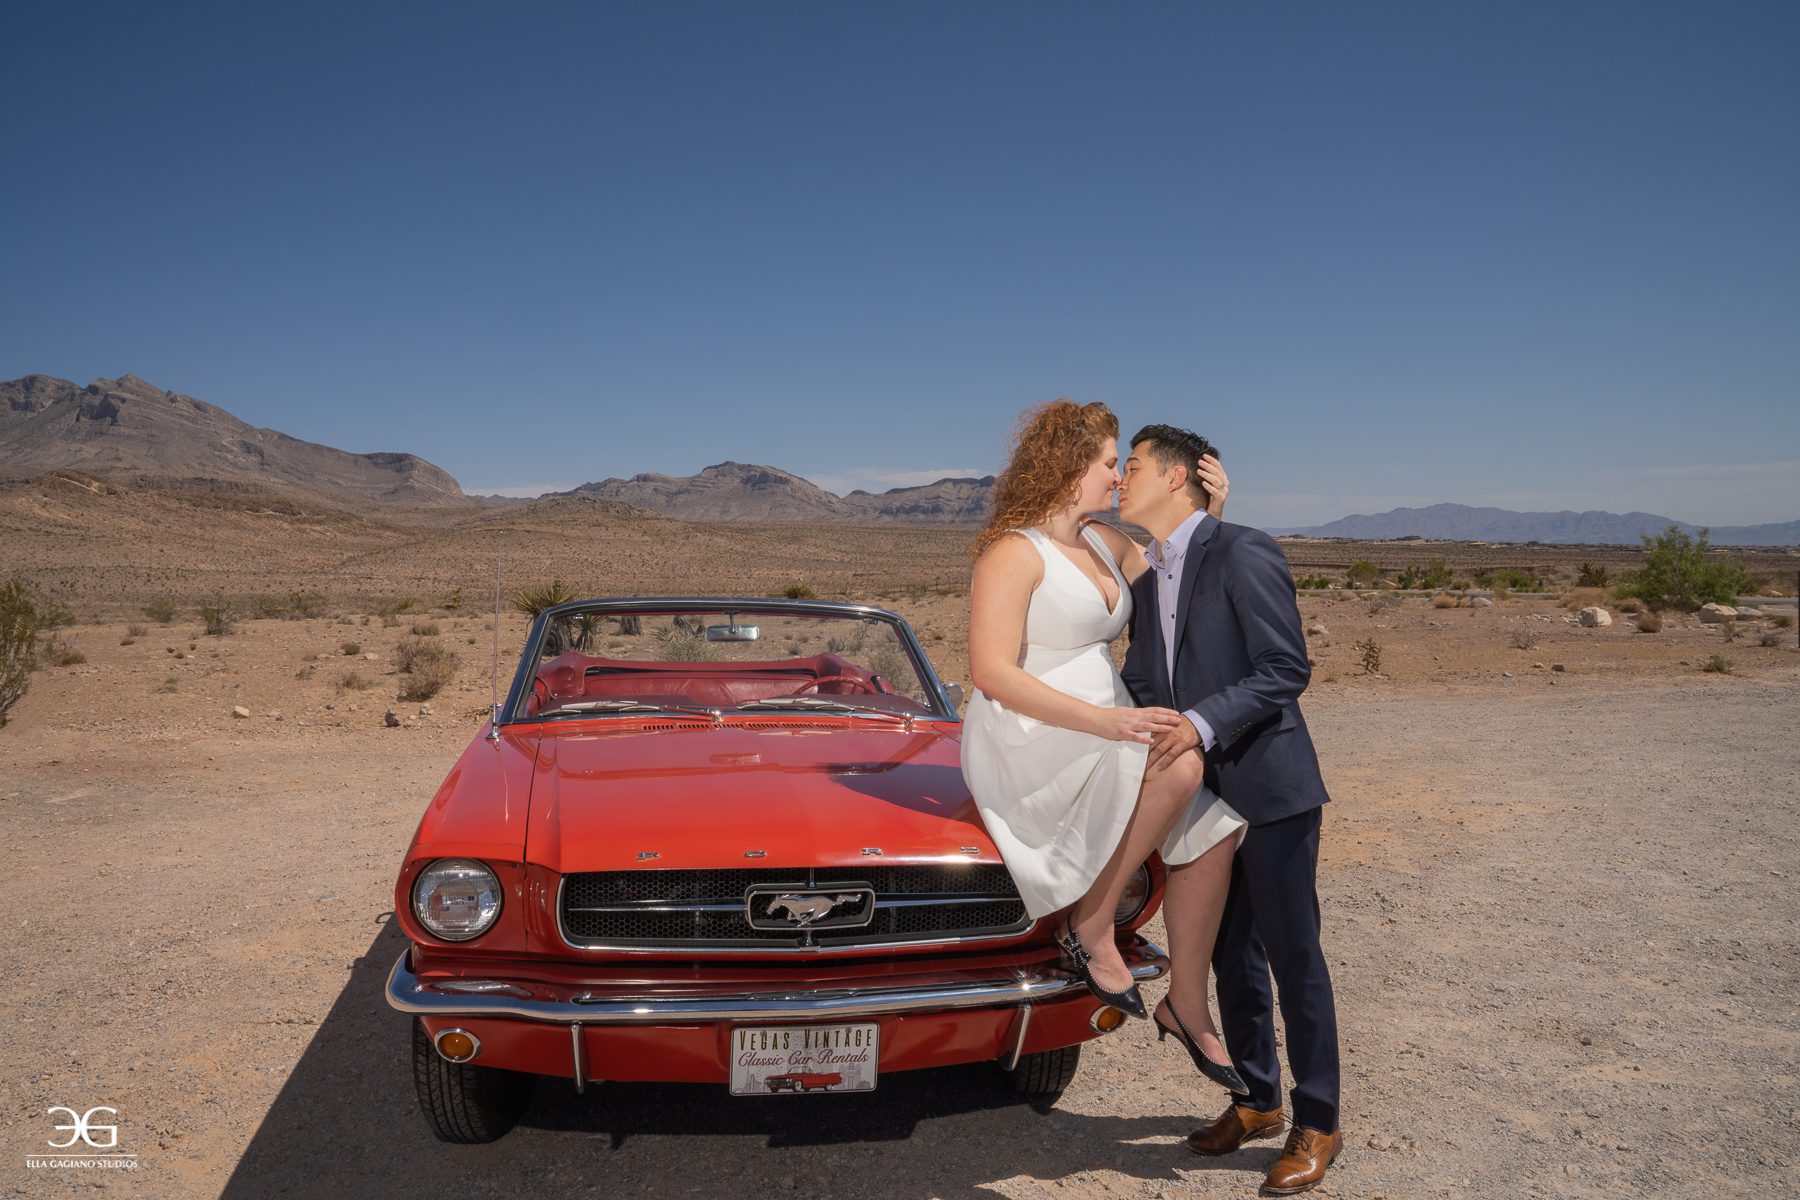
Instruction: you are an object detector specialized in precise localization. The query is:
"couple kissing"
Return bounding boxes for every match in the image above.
[962,400,1341,1196]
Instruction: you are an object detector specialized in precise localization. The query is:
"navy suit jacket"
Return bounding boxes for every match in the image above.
[1120,518,1330,826]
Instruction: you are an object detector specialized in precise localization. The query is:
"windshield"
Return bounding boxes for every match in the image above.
[512,605,946,721]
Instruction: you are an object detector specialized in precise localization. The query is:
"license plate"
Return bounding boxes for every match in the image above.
[728,1023,879,1096]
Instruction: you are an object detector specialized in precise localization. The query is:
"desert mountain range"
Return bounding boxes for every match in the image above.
[0,374,463,503]
[1272,503,1800,548]
[3,374,1795,543]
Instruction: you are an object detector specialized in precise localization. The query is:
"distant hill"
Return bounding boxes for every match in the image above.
[0,374,466,505]
[1272,503,1800,546]
[558,463,997,524]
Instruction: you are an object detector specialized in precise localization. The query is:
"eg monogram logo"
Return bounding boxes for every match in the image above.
[47,1106,118,1149]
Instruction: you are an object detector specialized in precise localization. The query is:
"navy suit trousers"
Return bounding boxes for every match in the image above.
[1211,806,1340,1133]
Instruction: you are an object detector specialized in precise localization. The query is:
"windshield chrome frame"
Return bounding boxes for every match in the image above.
[498,597,960,728]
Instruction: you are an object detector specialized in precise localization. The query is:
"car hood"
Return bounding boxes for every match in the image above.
[524,720,990,873]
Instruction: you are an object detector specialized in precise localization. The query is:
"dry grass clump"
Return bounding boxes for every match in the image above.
[142,599,177,624]
[337,670,374,691]
[200,601,235,636]
[1761,632,1786,648]
[1356,638,1381,675]
[1720,619,1741,643]
[1701,655,1733,674]
[1561,588,1610,611]
[340,641,361,656]
[396,637,459,701]
[1635,611,1663,634]
[1431,593,1460,609]
[154,675,179,693]
[1772,614,1794,630]
[409,621,440,637]
[1510,629,1541,650]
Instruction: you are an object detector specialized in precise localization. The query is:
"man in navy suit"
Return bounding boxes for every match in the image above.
[1118,425,1342,1196]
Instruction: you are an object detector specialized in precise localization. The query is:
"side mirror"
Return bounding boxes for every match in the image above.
[943,683,964,709]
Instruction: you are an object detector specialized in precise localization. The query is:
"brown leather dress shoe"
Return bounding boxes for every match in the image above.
[1185,1102,1286,1156]
[1261,1126,1343,1195]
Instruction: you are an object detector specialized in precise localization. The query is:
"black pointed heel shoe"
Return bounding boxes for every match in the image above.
[1155,998,1247,1092]
[1055,921,1147,1019]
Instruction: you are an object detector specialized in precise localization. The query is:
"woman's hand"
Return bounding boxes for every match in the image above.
[1199,453,1228,519]
[1089,704,1186,744]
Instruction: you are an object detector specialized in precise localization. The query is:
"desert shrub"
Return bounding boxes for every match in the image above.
[1761,632,1785,648]
[341,641,361,655]
[1397,559,1453,590]
[1616,527,1754,611]
[1510,629,1540,650]
[778,583,817,600]
[1576,562,1612,588]
[395,638,459,701]
[865,647,914,686]
[337,670,373,690]
[440,587,464,613]
[200,600,236,636]
[1618,598,1644,613]
[654,622,720,662]
[410,621,441,637]
[1491,584,1511,604]
[51,641,85,666]
[289,591,329,619]
[1345,560,1381,587]
[1,580,50,727]
[1294,574,1335,590]
[1356,638,1381,675]
[514,579,575,617]
[154,675,178,693]
[1771,614,1794,630]
[381,614,400,627]
[251,594,289,619]
[126,623,148,638]
[1365,593,1403,616]
[1431,593,1459,609]
[1701,655,1732,674]
[294,663,316,680]
[142,599,177,624]
[1720,619,1741,643]
[1475,568,1536,592]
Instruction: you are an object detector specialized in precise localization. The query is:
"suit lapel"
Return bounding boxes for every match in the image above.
[1170,517,1221,681]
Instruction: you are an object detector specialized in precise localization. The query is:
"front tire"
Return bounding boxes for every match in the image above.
[411,1019,536,1143]
[1000,1043,1081,1097]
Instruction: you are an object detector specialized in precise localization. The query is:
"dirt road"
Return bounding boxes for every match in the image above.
[4,657,1796,1199]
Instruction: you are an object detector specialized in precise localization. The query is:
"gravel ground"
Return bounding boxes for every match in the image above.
[2,668,1796,1200]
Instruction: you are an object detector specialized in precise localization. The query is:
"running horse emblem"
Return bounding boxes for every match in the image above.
[765,893,864,926]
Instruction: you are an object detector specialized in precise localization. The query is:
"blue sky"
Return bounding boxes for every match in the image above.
[3,2,1796,526]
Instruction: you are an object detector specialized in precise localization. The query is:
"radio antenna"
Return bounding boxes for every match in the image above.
[488,554,501,742]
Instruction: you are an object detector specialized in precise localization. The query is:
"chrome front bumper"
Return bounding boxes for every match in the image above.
[386,939,1170,1025]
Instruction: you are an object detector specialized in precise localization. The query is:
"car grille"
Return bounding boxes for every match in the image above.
[559,864,1030,950]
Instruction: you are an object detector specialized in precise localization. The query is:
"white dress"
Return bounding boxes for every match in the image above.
[961,525,1246,919]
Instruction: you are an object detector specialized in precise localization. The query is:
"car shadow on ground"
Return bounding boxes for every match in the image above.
[223,921,1280,1200]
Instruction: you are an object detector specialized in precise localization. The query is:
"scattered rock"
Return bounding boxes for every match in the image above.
[417,704,431,716]
[1552,663,1566,672]
[1307,623,1329,636]
[383,710,401,728]
[230,706,251,719]
[1471,597,1493,608]
[1578,607,1612,627]
[1736,606,1765,618]
[362,651,380,660]
[1532,662,1545,669]
[1698,603,1736,624]
[1501,671,1514,678]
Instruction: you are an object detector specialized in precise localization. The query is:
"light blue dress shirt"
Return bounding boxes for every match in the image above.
[1142,509,1217,751]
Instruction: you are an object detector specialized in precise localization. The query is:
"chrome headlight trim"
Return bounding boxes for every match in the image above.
[412,858,503,942]
[1113,864,1150,925]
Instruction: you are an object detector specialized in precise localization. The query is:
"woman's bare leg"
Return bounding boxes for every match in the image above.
[1159,832,1238,1063]
[1065,750,1206,993]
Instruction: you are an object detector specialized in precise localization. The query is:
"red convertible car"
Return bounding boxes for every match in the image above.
[387,598,1169,1141]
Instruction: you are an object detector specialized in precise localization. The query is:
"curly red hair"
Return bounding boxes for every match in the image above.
[972,400,1119,557]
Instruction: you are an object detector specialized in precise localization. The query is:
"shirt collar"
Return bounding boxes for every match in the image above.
[1143,509,1211,569]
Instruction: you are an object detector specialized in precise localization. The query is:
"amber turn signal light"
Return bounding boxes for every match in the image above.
[1089,1006,1128,1034]
[434,1029,481,1063]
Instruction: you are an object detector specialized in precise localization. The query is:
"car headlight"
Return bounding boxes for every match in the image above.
[1113,864,1150,925]
[412,859,502,942]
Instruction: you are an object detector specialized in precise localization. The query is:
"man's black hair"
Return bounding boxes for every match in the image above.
[1129,424,1220,506]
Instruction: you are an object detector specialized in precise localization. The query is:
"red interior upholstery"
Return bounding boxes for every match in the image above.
[529,651,878,713]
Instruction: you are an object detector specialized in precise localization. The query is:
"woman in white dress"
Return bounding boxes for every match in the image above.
[963,399,1246,1088]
